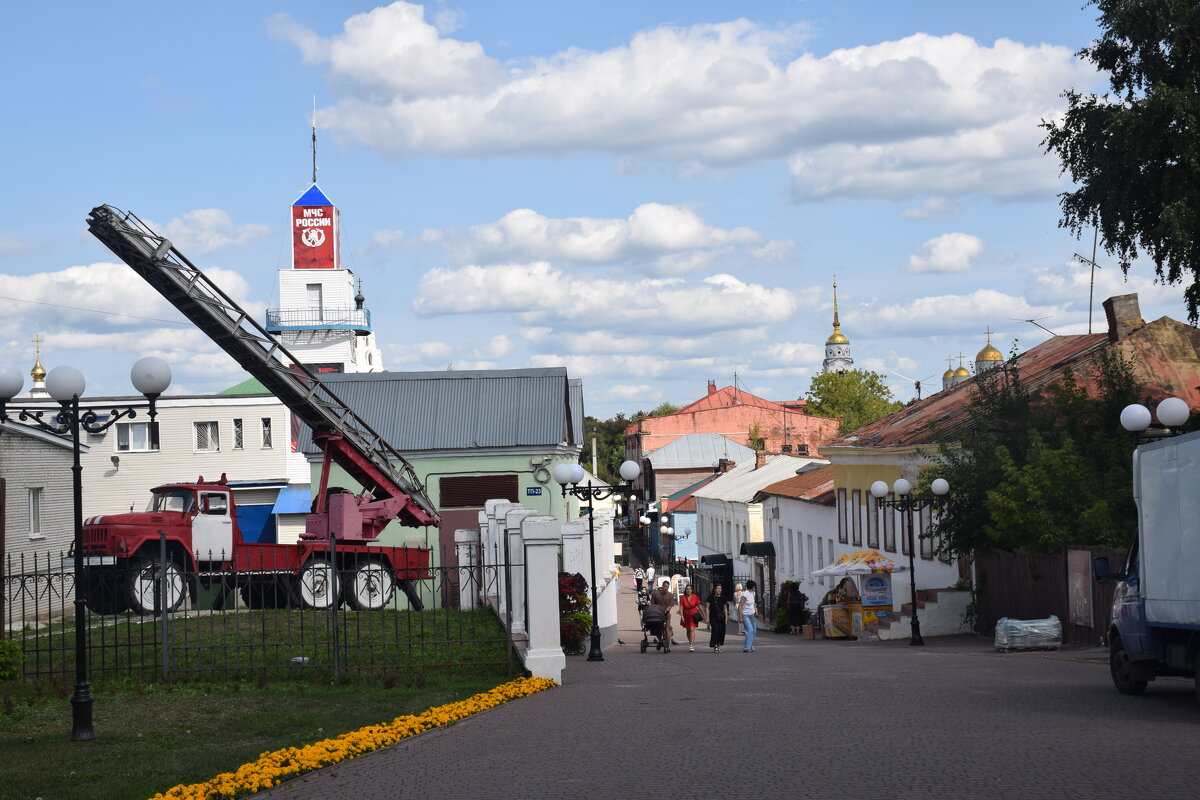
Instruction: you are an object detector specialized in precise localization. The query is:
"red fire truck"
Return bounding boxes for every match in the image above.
[77,205,442,615]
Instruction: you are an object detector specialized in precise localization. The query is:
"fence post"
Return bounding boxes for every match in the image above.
[330,533,339,683]
[504,507,536,634]
[484,500,515,613]
[159,529,169,682]
[520,515,566,684]
[454,529,480,610]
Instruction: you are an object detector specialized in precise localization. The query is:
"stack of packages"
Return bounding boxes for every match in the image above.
[994,615,1062,651]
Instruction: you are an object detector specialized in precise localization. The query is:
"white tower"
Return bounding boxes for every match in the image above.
[266,180,384,375]
[822,278,854,373]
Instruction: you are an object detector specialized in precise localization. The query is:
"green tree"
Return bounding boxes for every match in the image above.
[926,350,1140,557]
[804,369,902,434]
[1041,0,1200,321]
[580,403,681,483]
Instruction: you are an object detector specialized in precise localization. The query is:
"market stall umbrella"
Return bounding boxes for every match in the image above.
[812,549,907,577]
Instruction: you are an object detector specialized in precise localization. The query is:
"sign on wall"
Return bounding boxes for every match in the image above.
[292,204,339,269]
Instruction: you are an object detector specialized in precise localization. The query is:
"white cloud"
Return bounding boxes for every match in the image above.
[905,233,984,273]
[472,334,514,359]
[385,340,458,365]
[430,203,772,274]
[146,209,271,255]
[759,341,823,365]
[606,384,664,404]
[900,198,963,219]
[858,288,1067,338]
[0,236,32,256]
[413,262,797,332]
[275,7,1090,198]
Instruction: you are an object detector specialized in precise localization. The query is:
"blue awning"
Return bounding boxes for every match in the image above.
[271,486,312,515]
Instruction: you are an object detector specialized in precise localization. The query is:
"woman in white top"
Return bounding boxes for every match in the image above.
[737,580,758,652]
[733,583,744,635]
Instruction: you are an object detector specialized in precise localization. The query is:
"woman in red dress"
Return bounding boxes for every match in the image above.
[678,583,703,652]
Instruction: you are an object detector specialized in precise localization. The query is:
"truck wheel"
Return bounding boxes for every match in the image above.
[84,570,128,615]
[1110,637,1148,695]
[345,561,395,611]
[296,559,338,610]
[126,556,186,615]
[239,579,292,609]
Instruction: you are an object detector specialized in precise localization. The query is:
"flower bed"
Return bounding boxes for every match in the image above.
[149,676,557,800]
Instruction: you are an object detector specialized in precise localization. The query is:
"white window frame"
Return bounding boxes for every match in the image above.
[261,417,273,449]
[116,420,159,453]
[194,421,220,452]
[28,487,44,539]
[233,418,244,450]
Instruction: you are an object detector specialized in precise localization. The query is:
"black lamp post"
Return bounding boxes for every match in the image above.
[0,357,171,740]
[554,459,641,662]
[870,476,949,647]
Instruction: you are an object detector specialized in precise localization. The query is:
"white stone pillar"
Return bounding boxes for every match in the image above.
[589,509,619,648]
[483,501,514,612]
[507,522,530,635]
[454,529,480,611]
[561,521,587,578]
[521,515,566,683]
[504,507,536,629]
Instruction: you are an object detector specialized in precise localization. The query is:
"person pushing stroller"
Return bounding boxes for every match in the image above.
[649,578,677,645]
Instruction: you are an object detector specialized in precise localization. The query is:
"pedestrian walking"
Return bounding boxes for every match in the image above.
[738,580,758,652]
[634,566,645,592]
[705,583,728,652]
[678,583,703,652]
[787,584,806,634]
[733,583,744,636]
[646,563,656,593]
[649,578,676,645]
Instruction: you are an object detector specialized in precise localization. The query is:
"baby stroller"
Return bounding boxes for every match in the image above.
[640,602,670,653]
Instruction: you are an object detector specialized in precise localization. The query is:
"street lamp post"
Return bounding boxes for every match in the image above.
[1120,397,1190,442]
[870,477,949,647]
[554,459,641,662]
[0,357,171,740]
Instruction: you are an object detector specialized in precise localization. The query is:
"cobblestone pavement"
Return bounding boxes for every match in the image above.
[257,579,1199,799]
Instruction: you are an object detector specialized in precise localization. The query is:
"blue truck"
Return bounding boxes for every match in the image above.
[1095,427,1200,703]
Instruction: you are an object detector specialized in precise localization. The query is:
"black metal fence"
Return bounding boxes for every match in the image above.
[2,543,518,685]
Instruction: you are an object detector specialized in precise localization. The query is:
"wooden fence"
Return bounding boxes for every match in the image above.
[974,545,1126,646]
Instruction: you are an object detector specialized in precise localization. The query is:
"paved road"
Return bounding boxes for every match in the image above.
[259,580,1200,799]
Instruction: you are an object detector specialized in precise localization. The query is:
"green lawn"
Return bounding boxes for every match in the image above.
[0,672,512,800]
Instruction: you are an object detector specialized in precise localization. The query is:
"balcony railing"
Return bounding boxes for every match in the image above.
[265,307,371,334]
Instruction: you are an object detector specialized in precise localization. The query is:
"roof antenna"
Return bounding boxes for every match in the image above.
[1073,225,1102,334]
[1010,315,1059,337]
[311,95,318,185]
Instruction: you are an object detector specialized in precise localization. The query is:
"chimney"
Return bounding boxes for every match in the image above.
[717,458,735,472]
[1103,293,1144,343]
[707,380,717,396]
[755,451,768,469]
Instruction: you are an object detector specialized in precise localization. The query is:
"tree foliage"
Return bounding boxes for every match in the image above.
[1041,0,1200,321]
[926,350,1141,557]
[580,403,680,483]
[804,369,902,434]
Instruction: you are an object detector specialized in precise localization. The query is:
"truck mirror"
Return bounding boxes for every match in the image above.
[1093,556,1111,585]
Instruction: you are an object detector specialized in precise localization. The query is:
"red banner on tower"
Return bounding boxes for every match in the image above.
[291,204,338,269]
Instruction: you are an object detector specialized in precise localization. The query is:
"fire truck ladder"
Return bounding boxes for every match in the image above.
[86,204,438,526]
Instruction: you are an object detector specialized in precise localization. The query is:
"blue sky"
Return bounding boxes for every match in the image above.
[0,1,1188,419]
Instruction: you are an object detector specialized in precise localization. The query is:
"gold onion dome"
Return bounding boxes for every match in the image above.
[31,355,46,382]
[942,367,956,380]
[976,342,1003,363]
[826,327,849,345]
[953,364,971,378]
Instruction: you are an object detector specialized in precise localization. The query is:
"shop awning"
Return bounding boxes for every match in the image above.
[740,542,776,557]
[271,486,313,515]
[812,549,906,576]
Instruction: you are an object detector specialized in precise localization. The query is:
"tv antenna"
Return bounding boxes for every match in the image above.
[886,368,935,400]
[1073,226,1103,334]
[1010,315,1058,337]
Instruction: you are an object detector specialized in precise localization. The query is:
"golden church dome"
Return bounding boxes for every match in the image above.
[953,364,971,378]
[976,343,1003,362]
[826,327,849,345]
[31,357,46,382]
[942,367,956,381]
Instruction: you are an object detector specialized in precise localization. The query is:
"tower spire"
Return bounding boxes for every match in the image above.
[832,276,841,331]
[311,96,318,185]
[822,275,853,373]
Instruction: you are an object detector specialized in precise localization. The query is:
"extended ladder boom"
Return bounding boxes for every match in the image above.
[86,204,439,527]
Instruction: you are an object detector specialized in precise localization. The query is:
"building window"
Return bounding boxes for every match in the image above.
[28,487,43,538]
[233,418,244,450]
[261,417,273,449]
[116,421,159,452]
[837,488,848,544]
[852,489,863,546]
[194,421,220,452]
[781,444,792,453]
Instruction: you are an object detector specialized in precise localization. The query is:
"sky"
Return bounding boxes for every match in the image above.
[0,1,1190,420]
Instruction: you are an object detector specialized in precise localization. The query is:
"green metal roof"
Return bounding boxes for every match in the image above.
[219,377,269,395]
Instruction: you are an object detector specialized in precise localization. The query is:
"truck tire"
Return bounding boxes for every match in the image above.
[344,561,395,611]
[1110,637,1148,695]
[84,569,128,615]
[239,578,292,609]
[296,558,338,610]
[126,556,186,615]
